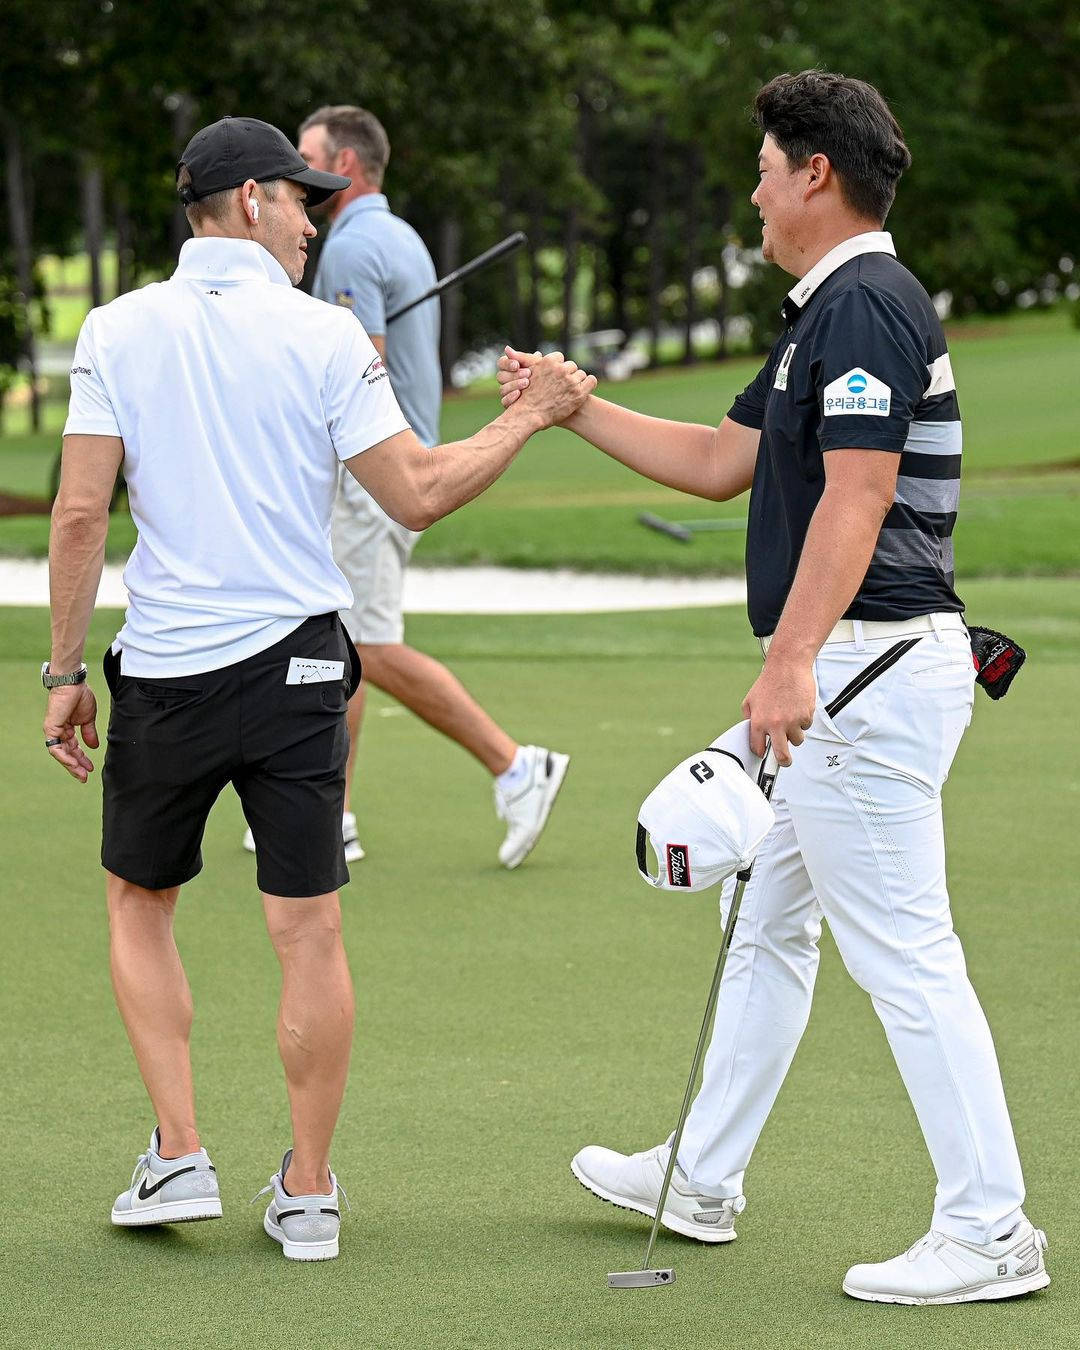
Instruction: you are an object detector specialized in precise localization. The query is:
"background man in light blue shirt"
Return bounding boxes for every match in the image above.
[285,105,568,869]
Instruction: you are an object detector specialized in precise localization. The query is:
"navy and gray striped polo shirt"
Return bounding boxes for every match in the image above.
[728,232,963,636]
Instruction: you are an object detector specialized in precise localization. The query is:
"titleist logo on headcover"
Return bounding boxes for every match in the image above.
[666,844,692,887]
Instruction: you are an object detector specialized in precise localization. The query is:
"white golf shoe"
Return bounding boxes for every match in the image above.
[843,1219,1050,1304]
[242,813,365,863]
[494,745,570,869]
[571,1143,745,1243]
[111,1127,221,1226]
[254,1149,348,1262]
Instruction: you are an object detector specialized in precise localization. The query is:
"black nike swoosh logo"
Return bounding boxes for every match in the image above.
[136,1164,197,1200]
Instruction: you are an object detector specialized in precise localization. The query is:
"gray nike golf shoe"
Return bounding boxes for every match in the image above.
[111,1127,222,1226]
[255,1149,347,1262]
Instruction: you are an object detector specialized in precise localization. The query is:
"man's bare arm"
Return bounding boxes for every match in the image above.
[44,433,123,781]
[564,399,759,501]
[344,354,594,529]
[497,347,758,500]
[370,334,386,362]
[742,448,899,764]
[50,434,124,670]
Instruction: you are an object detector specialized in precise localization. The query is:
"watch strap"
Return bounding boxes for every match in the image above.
[42,661,88,689]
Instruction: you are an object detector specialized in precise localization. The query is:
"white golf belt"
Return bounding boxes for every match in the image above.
[759,611,966,655]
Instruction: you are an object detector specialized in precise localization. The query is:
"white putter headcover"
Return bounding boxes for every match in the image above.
[636,720,775,893]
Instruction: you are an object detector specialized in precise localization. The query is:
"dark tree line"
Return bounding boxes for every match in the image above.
[2,0,1077,422]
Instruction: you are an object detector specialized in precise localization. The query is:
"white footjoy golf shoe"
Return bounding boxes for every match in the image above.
[494,745,570,869]
[254,1149,348,1262]
[111,1127,222,1226]
[843,1219,1050,1304]
[571,1143,745,1243]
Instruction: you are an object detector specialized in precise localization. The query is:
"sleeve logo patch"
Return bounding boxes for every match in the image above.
[823,367,891,416]
[362,355,388,384]
[335,289,355,309]
[773,342,797,391]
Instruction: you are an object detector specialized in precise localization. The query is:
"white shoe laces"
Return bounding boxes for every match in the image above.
[906,1232,942,1262]
[128,1151,151,1191]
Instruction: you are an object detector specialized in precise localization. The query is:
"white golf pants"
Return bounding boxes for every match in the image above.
[678,623,1026,1244]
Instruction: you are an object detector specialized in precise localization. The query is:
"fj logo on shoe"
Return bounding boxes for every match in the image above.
[286,657,345,685]
[997,1263,1008,1276]
[689,760,714,784]
[773,343,797,391]
[666,844,692,887]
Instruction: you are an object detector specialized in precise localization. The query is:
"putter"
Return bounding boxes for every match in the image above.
[608,745,781,1290]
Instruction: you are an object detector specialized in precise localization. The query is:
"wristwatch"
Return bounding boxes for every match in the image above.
[41,661,88,689]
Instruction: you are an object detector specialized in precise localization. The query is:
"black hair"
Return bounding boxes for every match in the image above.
[754,71,911,223]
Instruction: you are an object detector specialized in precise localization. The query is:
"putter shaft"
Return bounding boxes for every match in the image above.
[634,750,780,1281]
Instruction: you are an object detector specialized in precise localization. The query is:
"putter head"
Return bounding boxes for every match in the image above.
[608,1269,676,1288]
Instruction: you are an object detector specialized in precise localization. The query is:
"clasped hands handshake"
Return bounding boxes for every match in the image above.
[497,346,594,427]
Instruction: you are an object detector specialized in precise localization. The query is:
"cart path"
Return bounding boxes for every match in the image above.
[0,559,746,614]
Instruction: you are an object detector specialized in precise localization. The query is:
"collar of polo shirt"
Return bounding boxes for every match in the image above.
[785,231,896,313]
[327,193,389,237]
[174,236,293,288]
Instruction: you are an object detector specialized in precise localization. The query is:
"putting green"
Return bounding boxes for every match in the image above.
[2,579,1076,1348]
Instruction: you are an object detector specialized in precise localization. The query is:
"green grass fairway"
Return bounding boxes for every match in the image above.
[2,308,1077,577]
[3,578,1077,1349]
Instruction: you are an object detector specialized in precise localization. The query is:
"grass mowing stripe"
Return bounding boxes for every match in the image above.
[2,579,1074,1348]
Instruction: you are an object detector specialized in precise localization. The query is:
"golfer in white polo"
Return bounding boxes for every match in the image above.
[43,114,593,1262]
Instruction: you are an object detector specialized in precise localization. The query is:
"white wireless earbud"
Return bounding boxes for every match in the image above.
[250,199,260,222]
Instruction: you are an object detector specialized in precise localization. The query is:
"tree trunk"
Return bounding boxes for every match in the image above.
[2,114,40,431]
[114,184,134,296]
[714,185,731,358]
[500,171,523,341]
[646,116,666,368]
[607,224,628,338]
[437,216,462,388]
[168,93,196,260]
[81,154,106,309]
[560,206,579,354]
[587,241,602,333]
[682,146,702,365]
[527,199,544,348]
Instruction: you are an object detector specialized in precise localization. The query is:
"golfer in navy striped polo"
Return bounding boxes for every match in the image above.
[499,69,1047,1308]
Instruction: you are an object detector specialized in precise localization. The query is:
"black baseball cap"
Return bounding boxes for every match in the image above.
[177,115,350,207]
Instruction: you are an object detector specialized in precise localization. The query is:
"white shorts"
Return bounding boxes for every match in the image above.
[332,471,423,645]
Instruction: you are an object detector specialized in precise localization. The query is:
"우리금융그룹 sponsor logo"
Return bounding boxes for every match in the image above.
[823,367,891,416]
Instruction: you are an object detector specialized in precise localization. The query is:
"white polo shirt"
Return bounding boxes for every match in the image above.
[64,237,410,676]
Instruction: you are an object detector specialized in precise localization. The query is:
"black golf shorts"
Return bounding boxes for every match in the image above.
[101,613,361,897]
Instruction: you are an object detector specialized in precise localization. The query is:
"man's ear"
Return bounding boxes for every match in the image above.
[804,153,832,201]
